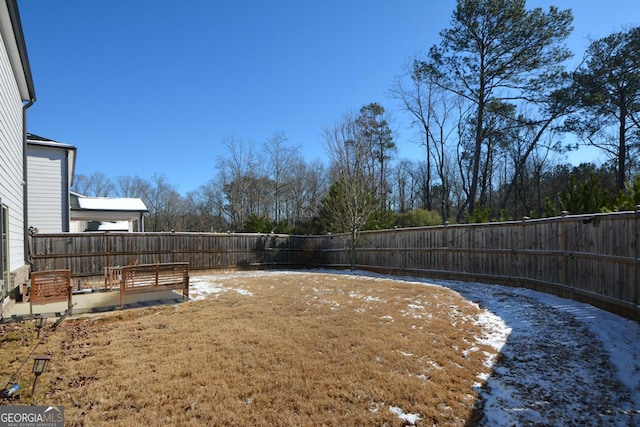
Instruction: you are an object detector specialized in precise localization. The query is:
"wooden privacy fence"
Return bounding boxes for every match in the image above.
[29,209,640,321]
[316,209,640,321]
[30,232,316,280]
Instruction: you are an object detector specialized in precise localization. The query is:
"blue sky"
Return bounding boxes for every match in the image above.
[18,1,640,195]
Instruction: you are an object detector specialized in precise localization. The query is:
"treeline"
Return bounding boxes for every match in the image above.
[72,0,640,234]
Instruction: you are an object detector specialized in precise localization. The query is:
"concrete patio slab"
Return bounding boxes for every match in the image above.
[1,289,188,322]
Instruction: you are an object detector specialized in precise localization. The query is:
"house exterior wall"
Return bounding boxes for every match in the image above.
[0,0,34,303]
[0,25,26,278]
[70,220,134,232]
[27,144,69,233]
[69,220,81,233]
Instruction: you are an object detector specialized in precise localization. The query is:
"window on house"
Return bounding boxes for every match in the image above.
[1,203,8,298]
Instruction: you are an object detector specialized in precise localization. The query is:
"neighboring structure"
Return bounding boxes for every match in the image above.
[26,133,77,233]
[27,134,147,233]
[70,192,147,232]
[0,0,36,304]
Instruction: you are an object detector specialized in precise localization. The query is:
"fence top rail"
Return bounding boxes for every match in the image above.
[31,231,299,238]
[355,209,640,236]
[120,262,189,270]
[28,208,640,240]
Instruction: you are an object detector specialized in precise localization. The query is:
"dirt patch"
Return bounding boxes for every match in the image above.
[0,272,495,426]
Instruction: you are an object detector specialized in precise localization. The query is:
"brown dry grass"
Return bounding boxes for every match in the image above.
[1,272,495,426]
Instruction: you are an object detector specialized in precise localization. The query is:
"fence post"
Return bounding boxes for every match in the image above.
[521,216,529,280]
[635,206,639,311]
[103,233,109,272]
[443,222,449,272]
[561,211,569,289]
[170,230,175,263]
[394,227,398,274]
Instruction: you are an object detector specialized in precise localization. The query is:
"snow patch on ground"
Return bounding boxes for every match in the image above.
[190,274,256,300]
[388,405,422,424]
[406,276,640,426]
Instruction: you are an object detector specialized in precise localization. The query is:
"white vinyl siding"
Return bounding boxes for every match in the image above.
[0,24,25,272]
[27,145,66,233]
[69,221,82,233]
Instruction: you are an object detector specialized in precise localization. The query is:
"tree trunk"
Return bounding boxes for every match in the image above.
[350,228,357,271]
[618,103,627,192]
[468,95,485,215]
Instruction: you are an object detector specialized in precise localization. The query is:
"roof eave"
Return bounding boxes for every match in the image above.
[1,0,35,102]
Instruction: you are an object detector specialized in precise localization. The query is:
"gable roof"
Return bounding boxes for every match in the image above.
[70,191,148,212]
[27,133,70,145]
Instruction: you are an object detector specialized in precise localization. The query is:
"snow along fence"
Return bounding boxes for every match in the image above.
[318,209,640,322]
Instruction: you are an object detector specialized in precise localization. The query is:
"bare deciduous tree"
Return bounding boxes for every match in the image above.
[216,137,266,230]
[115,175,151,199]
[263,131,300,226]
[71,172,115,197]
[322,111,378,269]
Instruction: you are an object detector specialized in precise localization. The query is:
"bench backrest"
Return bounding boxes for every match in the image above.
[121,262,189,290]
[30,269,72,315]
[104,266,123,290]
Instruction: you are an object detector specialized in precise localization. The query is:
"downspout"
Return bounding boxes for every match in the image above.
[23,99,34,267]
[62,149,71,232]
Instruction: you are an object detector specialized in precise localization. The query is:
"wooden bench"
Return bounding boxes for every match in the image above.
[104,266,123,290]
[30,269,72,316]
[119,262,189,308]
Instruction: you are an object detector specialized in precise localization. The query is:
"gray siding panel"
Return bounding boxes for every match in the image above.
[0,26,26,271]
[27,145,65,233]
